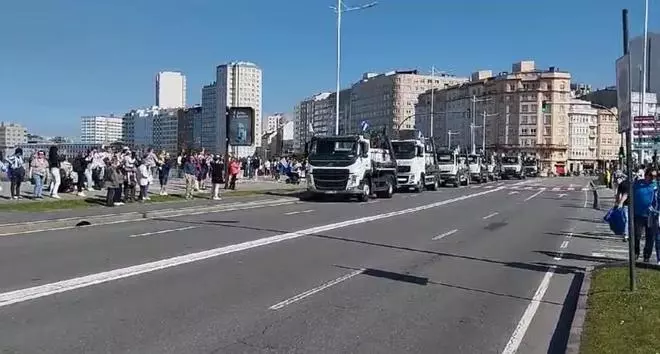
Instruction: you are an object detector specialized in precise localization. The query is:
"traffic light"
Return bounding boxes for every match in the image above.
[542,101,549,113]
[618,146,625,159]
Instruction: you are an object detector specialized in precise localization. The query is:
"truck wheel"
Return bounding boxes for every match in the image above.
[358,180,370,202]
[453,181,459,188]
[377,177,394,198]
[415,175,424,193]
[428,177,438,191]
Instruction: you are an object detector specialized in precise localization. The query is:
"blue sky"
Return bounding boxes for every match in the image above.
[0,0,656,137]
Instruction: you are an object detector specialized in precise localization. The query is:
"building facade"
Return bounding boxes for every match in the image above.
[216,61,262,157]
[155,71,186,109]
[177,106,202,152]
[596,107,621,165]
[80,115,123,144]
[201,82,218,152]
[17,143,102,160]
[416,61,572,174]
[629,33,659,95]
[122,107,179,154]
[293,90,351,151]
[265,113,285,133]
[0,122,28,157]
[567,100,598,172]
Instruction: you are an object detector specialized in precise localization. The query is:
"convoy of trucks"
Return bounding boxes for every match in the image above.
[303,129,540,201]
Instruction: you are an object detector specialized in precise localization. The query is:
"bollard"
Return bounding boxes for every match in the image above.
[592,188,599,210]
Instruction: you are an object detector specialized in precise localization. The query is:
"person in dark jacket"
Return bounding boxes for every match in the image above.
[72,152,88,197]
[48,145,61,199]
[210,155,225,200]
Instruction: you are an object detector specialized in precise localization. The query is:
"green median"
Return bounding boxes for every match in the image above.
[580,266,660,354]
[0,188,301,212]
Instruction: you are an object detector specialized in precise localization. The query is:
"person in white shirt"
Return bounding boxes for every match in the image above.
[137,160,151,202]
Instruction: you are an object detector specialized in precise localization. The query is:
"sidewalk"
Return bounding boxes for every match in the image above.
[0,178,304,223]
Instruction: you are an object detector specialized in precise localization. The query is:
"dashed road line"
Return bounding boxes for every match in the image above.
[269,269,364,310]
[508,191,519,195]
[285,209,315,216]
[483,212,499,220]
[128,226,199,238]
[432,229,458,240]
[524,189,545,201]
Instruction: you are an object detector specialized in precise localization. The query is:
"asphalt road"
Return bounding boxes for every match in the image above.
[0,176,598,353]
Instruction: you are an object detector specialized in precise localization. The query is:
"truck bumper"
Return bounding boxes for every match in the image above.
[396,173,418,187]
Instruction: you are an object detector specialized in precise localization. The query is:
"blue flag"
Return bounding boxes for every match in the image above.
[360,120,369,132]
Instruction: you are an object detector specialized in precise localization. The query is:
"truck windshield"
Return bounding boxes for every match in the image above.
[391,141,416,159]
[309,139,357,158]
[502,157,518,164]
[467,155,478,164]
[523,160,536,166]
[436,153,453,163]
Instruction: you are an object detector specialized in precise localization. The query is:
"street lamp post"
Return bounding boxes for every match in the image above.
[330,0,378,136]
[470,95,492,154]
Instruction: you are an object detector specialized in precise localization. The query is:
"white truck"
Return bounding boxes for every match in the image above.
[523,156,539,177]
[466,153,487,183]
[437,149,469,187]
[304,134,397,202]
[391,138,440,192]
[500,154,525,180]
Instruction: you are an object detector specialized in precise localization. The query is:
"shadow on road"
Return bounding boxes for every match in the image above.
[547,272,584,354]
[536,250,623,263]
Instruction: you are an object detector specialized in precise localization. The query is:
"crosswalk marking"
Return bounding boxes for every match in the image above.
[551,187,560,191]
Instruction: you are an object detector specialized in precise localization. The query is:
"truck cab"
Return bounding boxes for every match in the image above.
[483,153,499,181]
[523,157,539,177]
[500,154,524,179]
[437,149,468,187]
[305,135,397,202]
[391,138,439,192]
[466,154,487,183]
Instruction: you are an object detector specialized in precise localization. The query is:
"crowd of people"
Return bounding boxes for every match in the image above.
[612,164,660,265]
[1,146,309,206]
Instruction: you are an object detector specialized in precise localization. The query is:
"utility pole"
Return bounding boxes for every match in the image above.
[447,130,458,149]
[623,8,636,292]
[471,95,476,154]
[430,66,435,138]
[482,111,487,154]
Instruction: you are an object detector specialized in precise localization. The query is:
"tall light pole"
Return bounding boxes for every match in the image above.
[470,95,492,154]
[331,0,378,135]
[430,66,435,137]
[642,0,649,116]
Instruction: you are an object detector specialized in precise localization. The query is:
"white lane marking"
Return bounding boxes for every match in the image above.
[551,187,560,191]
[508,191,519,195]
[0,187,504,308]
[128,226,198,238]
[0,199,296,237]
[557,193,566,199]
[601,248,628,253]
[432,229,458,240]
[523,187,533,190]
[285,209,314,216]
[524,189,545,201]
[501,267,555,354]
[553,256,562,261]
[566,187,575,191]
[581,187,589,191]
[483,212,499,220]
[269,269,364,310]
[560,240,569,249]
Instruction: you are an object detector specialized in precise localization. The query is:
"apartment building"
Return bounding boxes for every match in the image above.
[0,122,28,157]
[567,100,598,172]
[265,113,285,134]
[596,107,622,166]
[201,82,218,152]
[177,106,202,152]
[122,107,179,153]
[293,90,351,151]
[155,71,186,109]
[80,115,123,144]
[216,61,262,157]
[416,61,572,174]
[349,70,467,135]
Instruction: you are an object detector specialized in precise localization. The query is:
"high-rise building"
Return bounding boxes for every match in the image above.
[201,82,217,152]
[216,61,262,156]
[293,90,351,151]
[0,122,28,157]
[629,33,660,94]
[155,71,187,109]
[416,61,572,174]
[80,115,123,144]
[567,99,598,172]
[265,113,285,133]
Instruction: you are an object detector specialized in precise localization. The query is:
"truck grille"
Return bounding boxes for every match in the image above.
[397,166,411,173]
[312,168,349,190]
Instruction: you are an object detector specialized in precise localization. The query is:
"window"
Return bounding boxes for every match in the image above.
[531,104,538,112]
[522,105,528,112]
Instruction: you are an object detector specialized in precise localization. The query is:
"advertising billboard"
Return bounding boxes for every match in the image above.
[228,107,255,146]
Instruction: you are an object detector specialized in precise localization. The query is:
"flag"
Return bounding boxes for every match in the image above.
[307,122,314,134]
[360,120,369,132]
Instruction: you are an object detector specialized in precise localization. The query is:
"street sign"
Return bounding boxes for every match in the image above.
[616,54,632,133]
[228,107,255,146]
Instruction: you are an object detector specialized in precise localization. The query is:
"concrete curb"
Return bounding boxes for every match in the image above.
[0,198,297,236]
[565,265,594,354]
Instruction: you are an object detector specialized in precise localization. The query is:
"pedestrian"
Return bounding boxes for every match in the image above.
[48,145,61,199]
[104,158,123,207]
[210,155,224,200]
[615,176,631,242]
[29,150,48,199]
[137,160,150,202]
[228,157,240,190]
[122,150,137,203]
[72,152,88,197]
[5,148,25,200]
[159,152,172,196]
[631,168,659,262]
[183,155,197,200]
